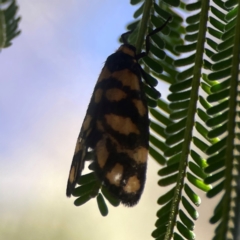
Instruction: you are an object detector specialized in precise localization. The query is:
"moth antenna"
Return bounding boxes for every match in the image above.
[136,16,172,60]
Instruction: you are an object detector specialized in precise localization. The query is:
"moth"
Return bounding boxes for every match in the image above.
[67,17,171,206]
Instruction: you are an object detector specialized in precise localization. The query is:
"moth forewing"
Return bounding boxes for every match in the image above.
[66,17,171,206]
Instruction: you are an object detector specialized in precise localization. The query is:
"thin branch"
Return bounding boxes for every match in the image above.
[164,1,210,239]
[135,0,153,54]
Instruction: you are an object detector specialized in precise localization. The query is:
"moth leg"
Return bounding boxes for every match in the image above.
[139,66,161,98]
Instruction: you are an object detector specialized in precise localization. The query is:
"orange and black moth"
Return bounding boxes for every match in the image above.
[66,18,171,206]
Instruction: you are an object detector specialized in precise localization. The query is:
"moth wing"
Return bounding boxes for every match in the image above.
[66,138,87,197]
[66,66,110,197]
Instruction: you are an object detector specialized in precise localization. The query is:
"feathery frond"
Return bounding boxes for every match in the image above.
[0,0,21,49]
[202,2,240,239]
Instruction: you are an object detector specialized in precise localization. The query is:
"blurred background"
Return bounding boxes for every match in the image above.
[1,0,216,239]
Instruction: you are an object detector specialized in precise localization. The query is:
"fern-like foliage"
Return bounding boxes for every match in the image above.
[148,0,240,239]
[202,2,240,240]
[150,1,213,239]
[129,0,240,239]
[0,0,21,49]
[70,0,240,239]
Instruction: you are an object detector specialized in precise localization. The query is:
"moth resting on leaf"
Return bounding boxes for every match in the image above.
[67,17,171,206]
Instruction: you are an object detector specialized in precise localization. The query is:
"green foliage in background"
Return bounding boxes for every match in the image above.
[0,0,21,49]
[136,0,239,239]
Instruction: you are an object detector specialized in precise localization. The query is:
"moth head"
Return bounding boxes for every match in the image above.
[116,44,136,58]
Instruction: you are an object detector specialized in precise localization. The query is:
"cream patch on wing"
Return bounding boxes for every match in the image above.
[69,166,76,183]
[105,114,140,135]
[96,138,109,168]
[106,163,124,186]
[123,176,140,193]
[94,89,103,103]
[82,115,92,131]
[112,69,140,91]
[132,147,148,163]
[97,67,111,82]
[132,99,147,116]
[105,88,127,102]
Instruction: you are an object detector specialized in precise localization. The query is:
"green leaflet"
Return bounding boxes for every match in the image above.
[97,193,108,217]
[176,221,195,240]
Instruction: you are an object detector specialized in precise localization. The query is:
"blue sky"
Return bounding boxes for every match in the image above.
[0,1,216,239]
